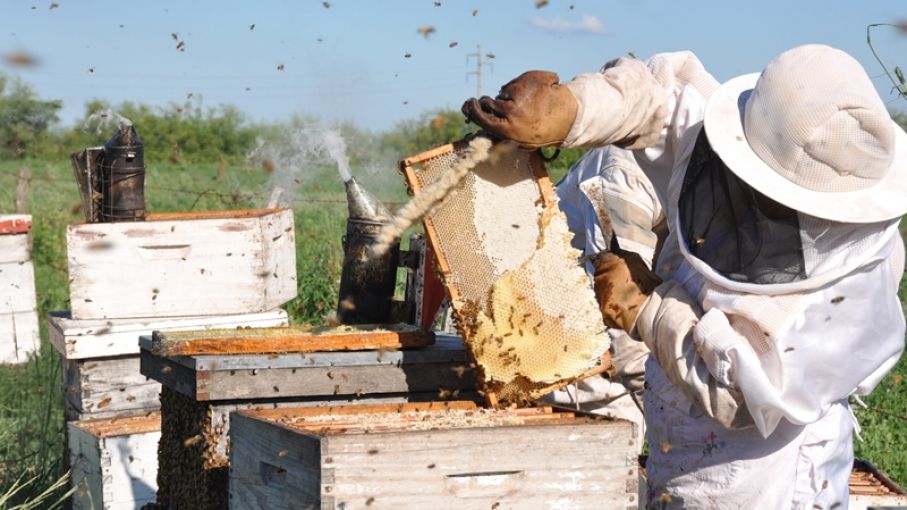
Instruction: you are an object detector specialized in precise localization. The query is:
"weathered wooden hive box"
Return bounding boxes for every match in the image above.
[140,328,475,510]
[228,401,639,510]
[49,310,289,420]
[66,208,297,320]
[0,214,39,363]
[68,413,161,510]
[847,460,907,509]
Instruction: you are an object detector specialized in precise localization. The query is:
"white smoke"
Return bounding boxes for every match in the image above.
[83,108,133,135]
[247,121,362,207]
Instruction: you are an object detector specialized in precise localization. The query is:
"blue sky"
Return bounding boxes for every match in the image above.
[2,0,906,132]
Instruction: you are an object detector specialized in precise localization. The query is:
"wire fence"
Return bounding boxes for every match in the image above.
[0,165,407,209]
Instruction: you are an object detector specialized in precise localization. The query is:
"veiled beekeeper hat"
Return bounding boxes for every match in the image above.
[703,44,907,223]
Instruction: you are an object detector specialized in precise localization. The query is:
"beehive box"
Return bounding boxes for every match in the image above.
[68,413,161,510]
[67,208,297,320]
[50,309,289,420]
[141,332,476,510]
[228,401,639,510]
[0,214,39,364]
[848,459,907,509]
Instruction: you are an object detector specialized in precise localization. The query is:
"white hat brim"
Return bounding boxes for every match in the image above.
[704,73,907,223]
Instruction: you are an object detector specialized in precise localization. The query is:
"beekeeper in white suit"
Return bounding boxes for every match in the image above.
[462,44,906,508]
[547,145,665,444]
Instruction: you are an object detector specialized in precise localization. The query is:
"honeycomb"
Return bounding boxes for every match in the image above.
[400,140,610,405]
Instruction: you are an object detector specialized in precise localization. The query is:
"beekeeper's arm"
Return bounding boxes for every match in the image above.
[461,51,718,153]
[686,238,906,437]
[632,280,754,429]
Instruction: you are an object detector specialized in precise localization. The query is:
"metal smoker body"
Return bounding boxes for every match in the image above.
[70,123,146,223]
[336,177,400,324]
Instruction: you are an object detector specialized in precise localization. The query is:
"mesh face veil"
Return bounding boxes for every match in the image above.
[679,130,806,285]
[678,128,897,292]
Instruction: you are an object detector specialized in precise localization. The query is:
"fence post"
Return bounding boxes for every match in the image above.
[15,167,31,213]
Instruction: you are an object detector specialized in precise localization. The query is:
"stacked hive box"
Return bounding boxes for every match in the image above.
[57,208,298,510]
[140,331,475,510]
[0,214,40,364]
[228,401,640,510]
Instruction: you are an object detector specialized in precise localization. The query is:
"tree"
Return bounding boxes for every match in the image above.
[0,74,62,158]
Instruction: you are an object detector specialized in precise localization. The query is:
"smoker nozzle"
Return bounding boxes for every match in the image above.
[344,177,392,222]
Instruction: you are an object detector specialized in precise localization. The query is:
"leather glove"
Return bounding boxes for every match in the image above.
[461,70,578,150]
[592,243,662,332]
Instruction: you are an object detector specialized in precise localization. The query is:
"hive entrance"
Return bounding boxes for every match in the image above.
[400,139,610,406]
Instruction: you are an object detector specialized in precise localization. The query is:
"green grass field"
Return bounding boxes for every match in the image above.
[0,157,904,507]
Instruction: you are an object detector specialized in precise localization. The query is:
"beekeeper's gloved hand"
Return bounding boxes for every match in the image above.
[591,243,662,333]
[461,71,577,150]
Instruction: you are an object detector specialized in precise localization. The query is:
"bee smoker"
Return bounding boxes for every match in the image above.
[336,177,401,324]
[70,122,146,223]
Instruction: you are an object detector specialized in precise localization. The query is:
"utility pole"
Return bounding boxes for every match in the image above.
[466,45,493,97]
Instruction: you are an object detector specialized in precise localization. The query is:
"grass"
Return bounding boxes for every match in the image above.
[0,156,904,506]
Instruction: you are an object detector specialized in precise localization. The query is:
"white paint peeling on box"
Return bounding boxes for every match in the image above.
[545,498,582,510]
[67,209,297,320]
[543,471,586,492]
[0,214,39,364]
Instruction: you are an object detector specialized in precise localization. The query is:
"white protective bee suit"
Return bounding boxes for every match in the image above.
[548,146,666,444]
[558,45,907,509]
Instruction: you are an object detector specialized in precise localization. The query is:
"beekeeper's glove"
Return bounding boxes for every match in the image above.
[591,243,662,333]
[461,70,578,150]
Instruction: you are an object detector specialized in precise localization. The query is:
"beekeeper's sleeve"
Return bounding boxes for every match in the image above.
[635,281,754,429]
[556,147,664,265]
[690,237,906,437]
[563,51,719,151]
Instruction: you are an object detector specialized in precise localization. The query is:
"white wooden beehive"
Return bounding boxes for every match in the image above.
[66,209,297,320]
[68,413,161,510]
[48,309,289,421]
[0,214,39,364]
[229,402,639,510]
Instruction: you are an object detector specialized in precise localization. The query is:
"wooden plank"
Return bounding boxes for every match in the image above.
[147,334,466,371]
[141,338,474,401]
[239,401,479,422]
[146,208,280,221]
[0,232,30,264]
[0,259,37,313]
[70,412,161,438]
[193,359,470,401]
[63,356,161,419]
[67,208,297,319]
[150,324,435,357]
[229,409,638,510]
[48,309,288,359]
[68,421,103,510]
[0,309,39,364]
